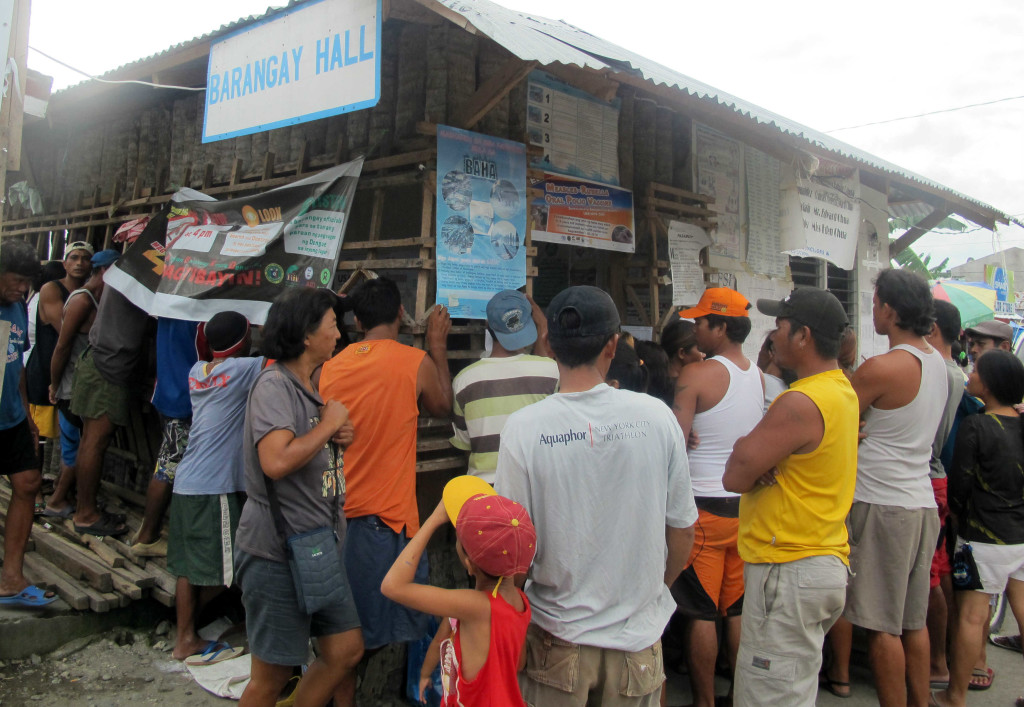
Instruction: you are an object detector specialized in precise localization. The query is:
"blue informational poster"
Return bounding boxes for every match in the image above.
[436,125,527,319]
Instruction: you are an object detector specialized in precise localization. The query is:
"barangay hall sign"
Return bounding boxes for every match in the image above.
[203,0,381,143]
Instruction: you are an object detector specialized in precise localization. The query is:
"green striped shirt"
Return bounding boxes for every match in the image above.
[451,354,559,482]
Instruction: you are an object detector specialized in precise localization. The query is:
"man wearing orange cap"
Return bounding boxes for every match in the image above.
[671,287,764,707]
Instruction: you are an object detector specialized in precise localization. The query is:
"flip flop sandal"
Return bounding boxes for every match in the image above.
[968,666,994,691]
[33,502,46,516]
[184,640,244,666]
[0,584,57,607]
[41,505,73,519]
[991,634,1022,653]
[819,674,851,699]
[74,511,128,538]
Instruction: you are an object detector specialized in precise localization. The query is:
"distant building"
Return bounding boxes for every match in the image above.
[951,247,1024,315]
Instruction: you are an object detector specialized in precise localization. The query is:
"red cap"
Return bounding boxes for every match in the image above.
[456,495,536,577]
[678,287,751,319]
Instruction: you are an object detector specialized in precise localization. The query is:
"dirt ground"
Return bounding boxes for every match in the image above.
[0,625,225,707]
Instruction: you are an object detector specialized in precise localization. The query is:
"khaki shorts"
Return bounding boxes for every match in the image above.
[70,349,131,428]
[520,624,663,707]
[843,502,939,634]
[734,556,847,707]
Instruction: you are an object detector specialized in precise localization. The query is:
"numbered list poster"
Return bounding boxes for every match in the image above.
[526,71,620,186]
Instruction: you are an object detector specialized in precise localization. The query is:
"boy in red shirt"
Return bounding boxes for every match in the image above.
[382,476,535,706]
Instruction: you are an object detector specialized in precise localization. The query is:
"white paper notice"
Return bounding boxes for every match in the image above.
[283,209,346,260]
[745,149,788,279]
[221,223,283,258]
[668,220,711,306]
[781,170,860,270]
[694,124,742,259]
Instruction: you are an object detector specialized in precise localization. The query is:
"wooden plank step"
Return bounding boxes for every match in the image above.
[31,529,114,593]
[21,552,91,611]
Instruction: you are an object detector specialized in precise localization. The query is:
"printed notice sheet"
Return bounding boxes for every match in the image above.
[745,148,788,279]
[694,123,743,260]
[668,220,711,306]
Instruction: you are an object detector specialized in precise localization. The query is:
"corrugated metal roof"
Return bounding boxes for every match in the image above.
[57,0,1014,224]
[436,0,1012,223]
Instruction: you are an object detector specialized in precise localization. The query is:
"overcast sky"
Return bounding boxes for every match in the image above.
[26,0,1024,270]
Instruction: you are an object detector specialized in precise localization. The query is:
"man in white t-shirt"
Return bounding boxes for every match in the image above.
[495,285,697,707]
[671,287,764,707]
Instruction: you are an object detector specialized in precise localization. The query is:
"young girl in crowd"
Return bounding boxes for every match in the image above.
[661,317,703,380]
[933,348,1024,707]
[607,339,649,393]
[382,476,535,707]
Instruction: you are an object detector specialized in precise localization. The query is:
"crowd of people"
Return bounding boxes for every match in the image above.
[2,233,1024,707]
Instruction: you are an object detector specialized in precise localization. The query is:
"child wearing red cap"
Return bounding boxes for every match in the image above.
[382,476,536,706]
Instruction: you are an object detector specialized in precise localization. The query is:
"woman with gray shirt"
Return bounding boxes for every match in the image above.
[234,288,363,707]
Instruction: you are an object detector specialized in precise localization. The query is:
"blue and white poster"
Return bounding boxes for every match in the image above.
[436,125,527,319]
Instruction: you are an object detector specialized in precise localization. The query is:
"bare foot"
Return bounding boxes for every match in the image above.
[172,636,210,661]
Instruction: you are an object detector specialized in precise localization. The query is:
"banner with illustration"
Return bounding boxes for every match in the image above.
[436,125,527,319]
[530,174,635,253]
[105,159,363,324]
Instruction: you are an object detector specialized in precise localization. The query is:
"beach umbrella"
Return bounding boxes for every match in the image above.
[932,281,996,328]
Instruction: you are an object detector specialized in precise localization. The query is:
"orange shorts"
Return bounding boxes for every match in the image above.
[671,506,744,619]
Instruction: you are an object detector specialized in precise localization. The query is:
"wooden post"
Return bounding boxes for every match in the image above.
[415,173,435,349]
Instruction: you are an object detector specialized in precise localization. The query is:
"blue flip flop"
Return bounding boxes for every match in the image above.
[184,640,244,666]
[0,584,57,608]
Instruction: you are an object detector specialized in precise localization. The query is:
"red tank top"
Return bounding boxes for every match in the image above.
[440,589,531,707]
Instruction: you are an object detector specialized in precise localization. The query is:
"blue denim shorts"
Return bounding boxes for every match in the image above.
[235,546,361,666]
[57,409,80,467]
[344,515,430,650]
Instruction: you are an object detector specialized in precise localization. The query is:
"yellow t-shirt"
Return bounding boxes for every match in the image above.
[738,369,858,565]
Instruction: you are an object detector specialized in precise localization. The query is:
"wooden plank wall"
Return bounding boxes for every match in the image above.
[6,16,701,332]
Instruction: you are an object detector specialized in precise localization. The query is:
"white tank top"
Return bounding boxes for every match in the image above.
[688,356,765,497]
[855,344,946,508]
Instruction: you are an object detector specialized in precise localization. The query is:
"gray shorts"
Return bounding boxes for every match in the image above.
[520,624,664,707]
[843,502,939,634]
[734,556,847,707]
[235,548,361,666]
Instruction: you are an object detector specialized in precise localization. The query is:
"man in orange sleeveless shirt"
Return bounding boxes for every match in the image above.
[319,277,452,649]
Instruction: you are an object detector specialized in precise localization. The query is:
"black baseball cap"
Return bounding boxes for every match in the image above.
[757,287,848,340]
[547,286,620,338]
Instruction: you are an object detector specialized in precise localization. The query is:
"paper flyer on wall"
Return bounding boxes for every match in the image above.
[526,70,620,186]
[694,123,743,260]
[745,148,788,279]
[781,169,860,270]
[667,220,711,305]
[104,159,363,325]
[530,174,635,253]
[435,125,527,319]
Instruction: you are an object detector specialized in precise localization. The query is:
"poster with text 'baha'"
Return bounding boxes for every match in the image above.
[436,125,527,320]
[105,159,363,325]
[530,174,635,253]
